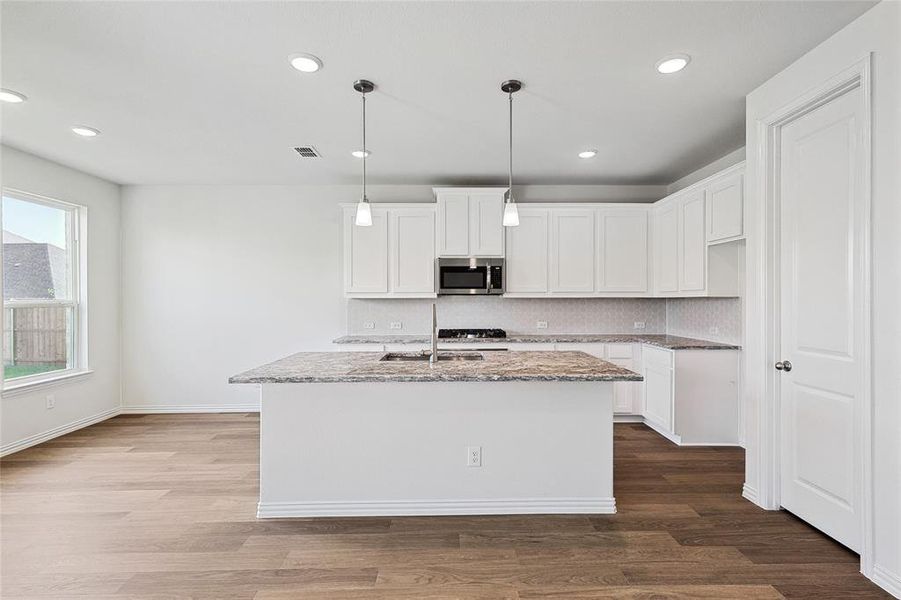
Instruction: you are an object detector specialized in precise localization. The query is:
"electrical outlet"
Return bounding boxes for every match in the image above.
[536,321,548,330]
[45,394,55,410]
[709,326,719,335]
[363,322,375,330]
[634,321,646,330]
[466,446,482,467]
[389,321,403,330]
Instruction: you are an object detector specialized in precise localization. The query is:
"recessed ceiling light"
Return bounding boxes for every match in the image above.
[71,125,100,137]
[288,53,323,73]
[578,149,597,159]
[351,150,371,158]
[0,89,27,103]
[656,54,690,74]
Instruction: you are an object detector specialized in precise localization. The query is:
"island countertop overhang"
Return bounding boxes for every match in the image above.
[229,351,642,384]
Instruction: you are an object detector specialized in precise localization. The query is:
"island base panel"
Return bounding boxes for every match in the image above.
[258,381,614,517]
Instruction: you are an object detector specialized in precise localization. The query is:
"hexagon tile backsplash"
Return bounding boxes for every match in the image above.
[347,297,741,344]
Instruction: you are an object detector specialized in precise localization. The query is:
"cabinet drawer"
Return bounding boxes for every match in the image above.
[642,345,674,370]
[606,343,633,359]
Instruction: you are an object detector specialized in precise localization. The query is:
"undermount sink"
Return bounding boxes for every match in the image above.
[380,352,484,362]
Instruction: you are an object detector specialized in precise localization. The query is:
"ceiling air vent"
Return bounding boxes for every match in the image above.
[293,146,321,158]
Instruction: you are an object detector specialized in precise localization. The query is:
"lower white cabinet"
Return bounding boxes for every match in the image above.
[642,346,740,445]
[556,343,641,415]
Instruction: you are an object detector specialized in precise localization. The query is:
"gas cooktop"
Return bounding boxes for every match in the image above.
[438,328,507,339]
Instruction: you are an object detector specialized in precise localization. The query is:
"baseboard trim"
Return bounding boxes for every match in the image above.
[0,407,120,456]
[872,565,901,599]
[613,414,644,423]
[742,483,760,505]
[643,418,683,445]
[258,497,617,518]
[120,404,260,414]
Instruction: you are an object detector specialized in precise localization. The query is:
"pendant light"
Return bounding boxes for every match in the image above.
[353,79,375,226]
[501,79,522,227]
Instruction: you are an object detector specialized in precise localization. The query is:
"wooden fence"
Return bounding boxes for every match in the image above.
[2,306,68,367]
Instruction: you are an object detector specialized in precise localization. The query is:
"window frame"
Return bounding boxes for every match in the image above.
[1,188,89,392]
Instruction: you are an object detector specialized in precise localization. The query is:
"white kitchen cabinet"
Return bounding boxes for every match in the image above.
[550,209,596,293]
[343,204,436,298]
[653,201,679,294]
[555,342,641,415]
[678,191,707,292]
[597,209,649,293]
[343,208,388,294]
[434,188,505,257]
[505,207,549,294]
[391,208,435,294]
[641,345,740,446]
[706,171,744,243]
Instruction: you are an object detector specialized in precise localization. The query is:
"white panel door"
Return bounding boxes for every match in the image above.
[678,192,706,292]
[391,208,435,294]
[469,193,504,257]
[654,202,679,294]
[505,208,549,294]
[344,209,388,293]
[437,193,469,256]
[706,172,744,242]
[778,86,865,552]
[549,209,595,293]
[598,209,649,292]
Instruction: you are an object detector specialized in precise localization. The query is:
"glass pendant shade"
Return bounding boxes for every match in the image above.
[503,201,519,227]
[355,199,372,227]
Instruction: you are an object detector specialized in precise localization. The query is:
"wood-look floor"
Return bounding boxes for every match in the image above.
[0,414,889,599]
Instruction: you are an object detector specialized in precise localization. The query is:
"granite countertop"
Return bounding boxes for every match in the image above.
[229,351,642,384]
[333,333,740,351]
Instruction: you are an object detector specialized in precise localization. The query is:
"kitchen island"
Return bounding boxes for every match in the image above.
[230,350,640,518]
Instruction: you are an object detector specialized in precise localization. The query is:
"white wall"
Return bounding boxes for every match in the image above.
[743,1,900,594]
[119,184,667,412]
[667,147,745,195]
[0,145,121,453]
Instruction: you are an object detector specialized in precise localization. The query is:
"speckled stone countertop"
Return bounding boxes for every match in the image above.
[333,333,740,351]
[229,351,642,384]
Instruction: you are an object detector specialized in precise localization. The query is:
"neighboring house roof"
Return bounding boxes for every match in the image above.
[2,231,67,300]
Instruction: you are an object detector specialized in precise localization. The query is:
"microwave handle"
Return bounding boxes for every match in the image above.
[486,266,492,293]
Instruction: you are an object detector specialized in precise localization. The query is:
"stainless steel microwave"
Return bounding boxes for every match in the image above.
[437,258,504,295]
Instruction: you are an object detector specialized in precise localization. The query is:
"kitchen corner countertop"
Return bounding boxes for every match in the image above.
[332,333,740,351]
[229,351,642,384]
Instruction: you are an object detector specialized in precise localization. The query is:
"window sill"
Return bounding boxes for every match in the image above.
[2,369,94,398]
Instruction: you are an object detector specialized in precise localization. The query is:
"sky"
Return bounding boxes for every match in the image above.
[1,195,67,249]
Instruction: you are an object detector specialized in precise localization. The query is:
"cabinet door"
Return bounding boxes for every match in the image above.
[344,209,388,293]
[598,209,649,292]
[555,343,605,358]
[643,363,673,430]
[654,202,679,294]
[469,193,504,256]
[505,208,549,293]
[706,172,744,242]
[613,360,636,414]
[549,209,595,293]
[437,193,469,256]
[679,192,706,292]
[391,208,435,294]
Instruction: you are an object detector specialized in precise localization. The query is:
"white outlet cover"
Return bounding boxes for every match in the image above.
[536,321,548,329]
[363,322,375,330]
[389,322,403,330]
[633,321,646,329]
[466,446,482,467]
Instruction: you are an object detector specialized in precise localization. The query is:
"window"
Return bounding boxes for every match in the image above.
[2,191,85,387]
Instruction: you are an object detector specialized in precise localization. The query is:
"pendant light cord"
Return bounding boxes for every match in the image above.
[362,92,367,202]
[508,91,513,202]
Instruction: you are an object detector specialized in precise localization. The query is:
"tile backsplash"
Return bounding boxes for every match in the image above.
[665,297,743,344]
[347,296,742,343]
[348,297,666,335]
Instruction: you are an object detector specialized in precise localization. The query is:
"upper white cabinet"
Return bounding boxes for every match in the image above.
[706,171,744,243]
[653,162,744,297]
[597,209,648,293]
[343,204,436,298]
[550,209,595,293]
[435,188,505,257]
[506,207,549,294]
[506,204,651,297]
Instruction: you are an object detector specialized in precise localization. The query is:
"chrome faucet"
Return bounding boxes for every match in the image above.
[429,302,439,364]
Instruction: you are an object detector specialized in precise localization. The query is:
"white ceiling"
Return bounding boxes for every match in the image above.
[0,1,875,186]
